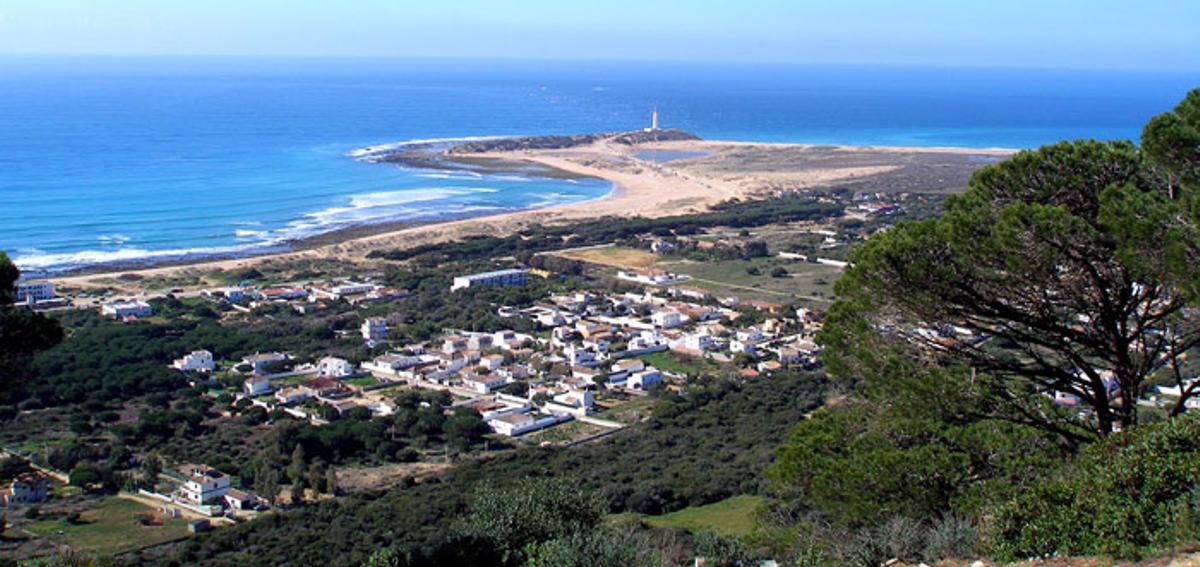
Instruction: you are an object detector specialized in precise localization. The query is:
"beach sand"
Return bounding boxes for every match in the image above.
[51,138,1013,291]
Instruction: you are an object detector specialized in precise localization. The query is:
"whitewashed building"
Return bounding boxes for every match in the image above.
[451,269,529,291]
[101,299,153,318]
[243,375,272,396]
[178,466,230,506]
[173,350,215,372]
[361,317,388,341]
[14,280,54,303]
[317,357,355,379]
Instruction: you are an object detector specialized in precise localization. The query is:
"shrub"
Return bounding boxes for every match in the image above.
[923,514,978,562]
[990,413,1200,559]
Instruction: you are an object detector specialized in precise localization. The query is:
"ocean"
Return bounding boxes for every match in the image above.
[1,56,1194,274]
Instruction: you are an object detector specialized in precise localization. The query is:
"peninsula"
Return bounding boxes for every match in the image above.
[51,133,1011,291]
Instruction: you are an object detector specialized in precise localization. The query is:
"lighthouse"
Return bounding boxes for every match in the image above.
[647,107,660,132]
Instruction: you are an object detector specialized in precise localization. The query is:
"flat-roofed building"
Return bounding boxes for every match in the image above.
[101,299,152,318]
[451,269,529,291]
[15,280,54,304]
[361,317,388,341]
[173,350,215,372]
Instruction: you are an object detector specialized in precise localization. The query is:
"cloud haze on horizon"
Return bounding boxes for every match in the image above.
[0,0,1197,71]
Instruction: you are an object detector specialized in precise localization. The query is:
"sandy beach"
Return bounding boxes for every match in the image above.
[50,137,1014,291]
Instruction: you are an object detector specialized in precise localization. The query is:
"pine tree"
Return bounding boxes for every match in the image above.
[287,444,306,488]
[289,481,304,506]
[308,459,327,494]
[258,468,280,505]
[325,466,338,497]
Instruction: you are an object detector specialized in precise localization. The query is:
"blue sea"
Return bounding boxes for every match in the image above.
[1,56,1195,274]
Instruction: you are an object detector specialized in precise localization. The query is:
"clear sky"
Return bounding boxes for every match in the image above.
[0,0,1197,70]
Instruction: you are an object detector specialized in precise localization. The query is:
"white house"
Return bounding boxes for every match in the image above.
[651,310,685,329]
[488,412,539,436]
[451,269,529,291]
[243,375,272,396]
[535,310,567,327]
[736,327,764,342]
[564,346,598,367]
[312,281,376,301]
[240,352,289,375]
[480,354,505,372]
[778,347,804,365]
[628,367,663,390]
[610,359,645,383]
[616,270,691,286]
[626,332,668,355]
[547,388,594,416]
[255,286,308,301]
[730,339,759,356]
[463,374,508,394]
[274,387,310,405]
[467,334,495,351]
[178,466,230,506]
[361,317,388,342]
[669,286,712,301]
[224,488,259,512]
[14,280,54,304]
[317,357,355,379]
[173,350,215,372]
[362,353,423,376]
[5,473,49,505]
[101,299,152,318]
[203,287,245,303]
[674,333,713,352]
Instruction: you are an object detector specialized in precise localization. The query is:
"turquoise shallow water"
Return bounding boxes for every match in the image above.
[0,56,1194,274]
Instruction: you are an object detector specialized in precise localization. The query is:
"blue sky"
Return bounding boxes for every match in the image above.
[0,0,1197,70]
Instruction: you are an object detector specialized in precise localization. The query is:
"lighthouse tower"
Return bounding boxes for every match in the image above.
[649,107,660,131]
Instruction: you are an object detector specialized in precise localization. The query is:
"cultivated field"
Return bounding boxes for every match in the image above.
[20,497,191,556]
[554,245,658,269]
[643,494,766,537]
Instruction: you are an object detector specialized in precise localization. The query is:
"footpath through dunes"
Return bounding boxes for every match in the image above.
[50,133,1010,292]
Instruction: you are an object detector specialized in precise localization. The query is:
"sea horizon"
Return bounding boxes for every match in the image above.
[3,55,1196,275]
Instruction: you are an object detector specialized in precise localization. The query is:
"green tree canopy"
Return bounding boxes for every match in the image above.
[1141,88,1200,198]
[0,252,64,402]
[821,120,1200,440]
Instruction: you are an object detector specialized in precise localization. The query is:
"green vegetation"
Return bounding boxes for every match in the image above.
[22,497,191,556]
[0,251,64,407]
[993,413,1200,560]
[822,134,1200,440]
[658,257,841,303]
[170,371,826,564]
[643,494,764,537]
[762,88,1200,563]
[367,197,841,264]
[9,90,1200,565]
[637,351,717,377]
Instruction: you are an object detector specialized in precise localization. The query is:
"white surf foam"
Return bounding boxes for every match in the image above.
[13,243,265,272]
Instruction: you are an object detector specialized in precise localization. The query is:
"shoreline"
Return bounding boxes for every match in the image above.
[45,137,1013,291]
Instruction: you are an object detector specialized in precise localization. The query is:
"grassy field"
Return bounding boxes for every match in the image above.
[638,351,719,377]
[22,496,192,556]
[345,375,381,389]
[521,420,609,445]
[657,257,842,304]
[554,245,658,269]
[643,494,765,537]
[593,396,658,424]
